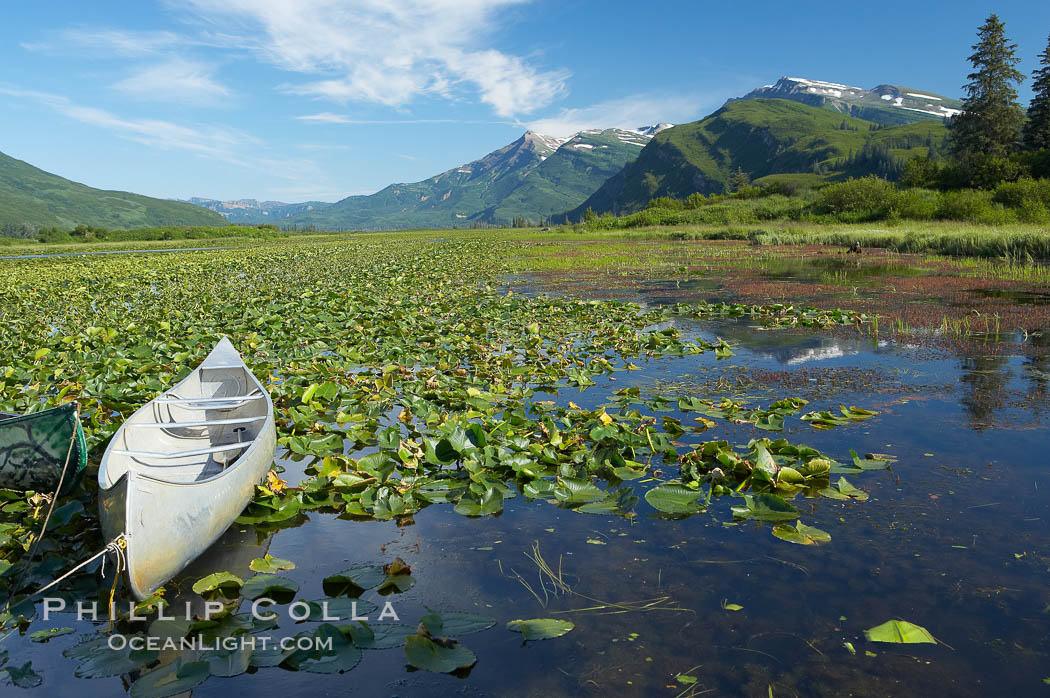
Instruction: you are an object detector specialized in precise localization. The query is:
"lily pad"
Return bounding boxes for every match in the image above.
[771,520,831,545]
[506,618,575,641]
[403,635,477,673]
[191,571,243,597]
[240,574,298,601]
[73,637,158,678]
[130,659,210,698]
[29,626,74,642]
[421,611,497,637]
[644,483,706,515]
[864,619,937,644]
[344,622,416,649]
[249,554,296,573]
[5,662,42,688]
[323,565,385,597]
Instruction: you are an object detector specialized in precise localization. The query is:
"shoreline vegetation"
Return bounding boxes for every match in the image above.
[2,215,1048,262]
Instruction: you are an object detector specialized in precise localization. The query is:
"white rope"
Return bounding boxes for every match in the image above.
[28,535,126,600]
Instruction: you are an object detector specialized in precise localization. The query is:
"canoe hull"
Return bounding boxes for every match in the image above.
[99,425,275,599]
[98,337,276,600]
[0,403,87,494]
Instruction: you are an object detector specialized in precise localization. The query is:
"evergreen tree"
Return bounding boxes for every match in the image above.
[1022,33,1050,151]
[949,14,1025,160]
[728,167,750,192]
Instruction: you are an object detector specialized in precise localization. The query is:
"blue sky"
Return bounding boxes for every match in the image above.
[2,1,1048,202]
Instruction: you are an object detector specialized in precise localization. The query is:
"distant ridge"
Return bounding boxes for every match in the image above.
[732,77,962,125]
[0,150,226,231]
[179,197,333,224]
[274,124,671,230]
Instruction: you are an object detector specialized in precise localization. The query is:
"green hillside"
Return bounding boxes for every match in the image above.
[571,99,948,217]
[484,129,651,224]
[0,150,226,232]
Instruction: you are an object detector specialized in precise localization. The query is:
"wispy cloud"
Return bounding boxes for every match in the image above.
[178,0,568,117]
[112,58,231,104]
[523,92,723,137]
[295,113,511,126]
[22,28,190,56]
[0,87,252,163]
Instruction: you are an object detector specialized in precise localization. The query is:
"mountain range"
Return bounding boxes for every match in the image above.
[230,126,671,230]
[0,76,960,234]
[179,197,333,224]
[733,77,962,126]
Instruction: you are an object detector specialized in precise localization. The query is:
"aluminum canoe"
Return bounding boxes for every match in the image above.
[98,337,276,600]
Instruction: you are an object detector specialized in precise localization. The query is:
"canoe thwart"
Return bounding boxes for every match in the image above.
[111,441,255,460]
[130,416,266,429]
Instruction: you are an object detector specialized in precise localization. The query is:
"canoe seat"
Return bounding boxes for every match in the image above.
[111,441,254,463]
[154,392,264,409]
[130,416,266,429]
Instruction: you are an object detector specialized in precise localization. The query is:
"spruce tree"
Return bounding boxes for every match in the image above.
[949,14,1025,160]
[1022,33,1050,151]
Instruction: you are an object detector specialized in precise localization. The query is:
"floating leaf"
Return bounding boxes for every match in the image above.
[322,566,385,597]
[191,571,243,597]
[772,520,831,545]
[645,483,706,515]
[863,620,937,644]
[421,612,496,637]
[29,626,74,642]
[5,662,42,688]
[403,635,477,673]
[506,618,575,641]
[731,493,798,521]
[239,574,298,601]
[129,659,210,698]
[73,637,158,678]
[249,554,295,573]
[206,647,252,678]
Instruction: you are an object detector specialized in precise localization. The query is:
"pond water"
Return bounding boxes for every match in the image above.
[7,274,1050,697]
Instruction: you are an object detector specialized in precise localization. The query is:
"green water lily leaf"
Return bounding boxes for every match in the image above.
[73,637,159,678]
[302,597,378,621]
[240,574,298,601]
[249,554,296,573]
[377,557,415,595]
[129,659,210,698]
[286,624,362,674]
[206,647,252,678]
[345,622,416,649]
[421,611,497,637]
[192,571,243,597]
[554,477,605,504]
[404,635,477,673]
[506,618,575,641]
[6,662,42,688]
[772,520,831,545]
[645,483,706,515]
[864,620,937,644]
[30,626,74,642]
[731,493,798,521]
[322,565,385,596]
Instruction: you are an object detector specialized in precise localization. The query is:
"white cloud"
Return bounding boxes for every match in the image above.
[524,92,719,137]
[0,87,252,164]
[295,112,354,124]
[177,0,568,117]
[22,28,188,56]
[112,58,230,103]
